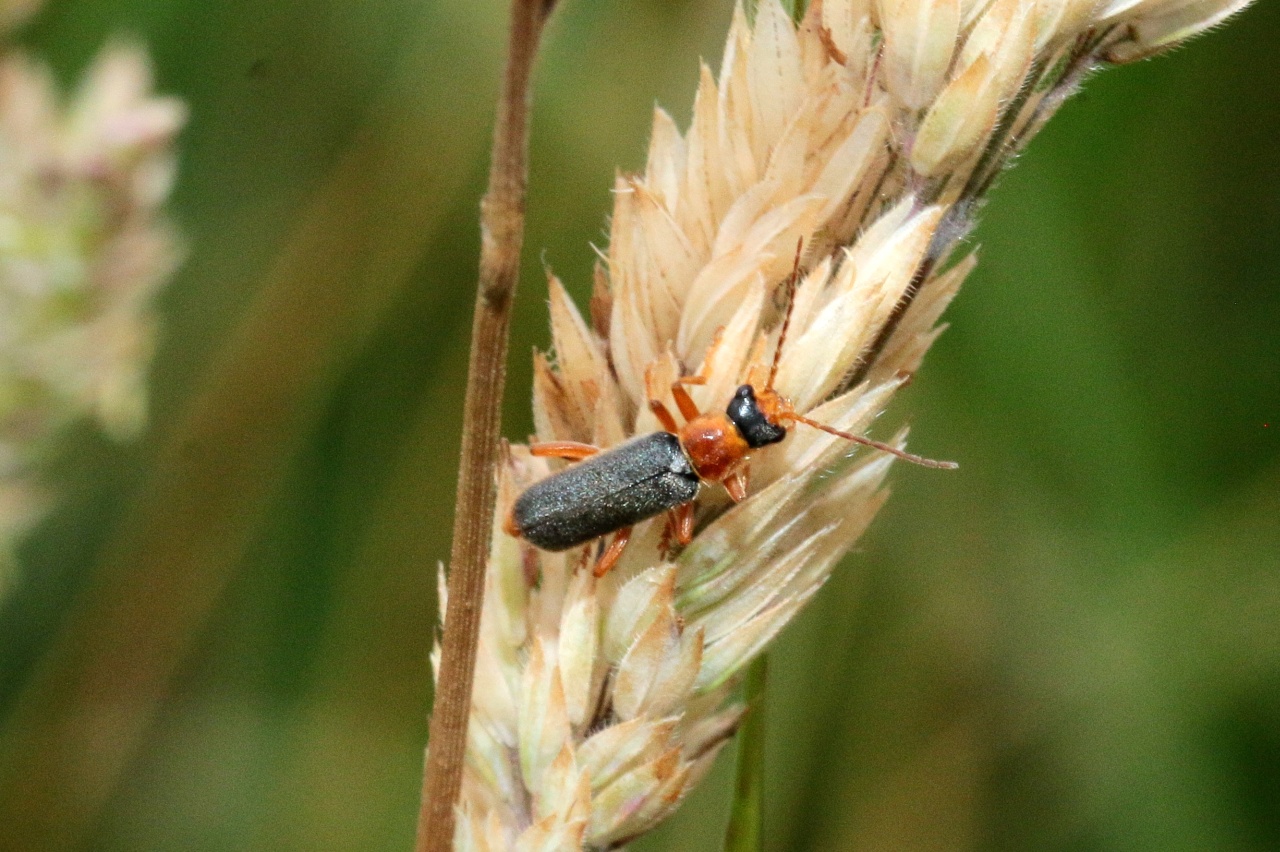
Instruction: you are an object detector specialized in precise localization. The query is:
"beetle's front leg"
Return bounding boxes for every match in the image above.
[676,327,723,387]
[724,467,749,503]
[648,399,681,434]
[669,382,702,422]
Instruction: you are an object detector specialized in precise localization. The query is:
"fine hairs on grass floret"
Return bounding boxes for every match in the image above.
[437,0,1255,847]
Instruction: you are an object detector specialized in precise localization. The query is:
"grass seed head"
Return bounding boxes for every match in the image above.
[449,0,1256,846]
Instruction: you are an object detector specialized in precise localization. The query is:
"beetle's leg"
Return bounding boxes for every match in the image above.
[529,440,600,461]
[593,526,633,578]
[648,399,681,434]
[658,514,675,559]
[724,467,749,503]
[658,503,694,557]
[677,328,721,386]
[669,382,702,422]
[673,502,695,545]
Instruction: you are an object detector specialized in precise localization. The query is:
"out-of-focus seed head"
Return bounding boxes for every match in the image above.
[0,36,184,584]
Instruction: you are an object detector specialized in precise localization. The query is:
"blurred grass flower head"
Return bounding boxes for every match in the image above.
[439,0,1254,846]
[0,4,184,581]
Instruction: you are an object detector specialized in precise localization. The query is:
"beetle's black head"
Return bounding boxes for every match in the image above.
[726,385,787,449]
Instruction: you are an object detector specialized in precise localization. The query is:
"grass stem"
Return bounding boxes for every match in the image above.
[414,1,556,849]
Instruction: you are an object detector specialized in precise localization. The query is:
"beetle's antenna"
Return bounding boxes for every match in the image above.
[768,237,805,391]
[788,413,959,470]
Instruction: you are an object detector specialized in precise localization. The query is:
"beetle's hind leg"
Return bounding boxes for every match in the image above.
[529,441,600,461]
[658,503,695,558]
[658,517,674,559]
[593,526,633,578]
[672,502,694,545]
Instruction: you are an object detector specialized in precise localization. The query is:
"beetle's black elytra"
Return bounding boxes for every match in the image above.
[511,432,700,552]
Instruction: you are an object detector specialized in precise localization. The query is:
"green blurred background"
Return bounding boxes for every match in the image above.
[1,0,1277,849]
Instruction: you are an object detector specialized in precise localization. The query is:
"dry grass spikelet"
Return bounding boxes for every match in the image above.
[439,0,1254,846]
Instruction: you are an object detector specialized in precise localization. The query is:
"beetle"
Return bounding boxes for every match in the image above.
[504,246,957,577]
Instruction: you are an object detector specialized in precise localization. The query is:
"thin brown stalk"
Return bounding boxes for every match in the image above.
[415,1,556,849]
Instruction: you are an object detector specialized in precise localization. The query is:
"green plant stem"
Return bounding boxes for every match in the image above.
[725,654,769,852]
[414,1,556,850]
